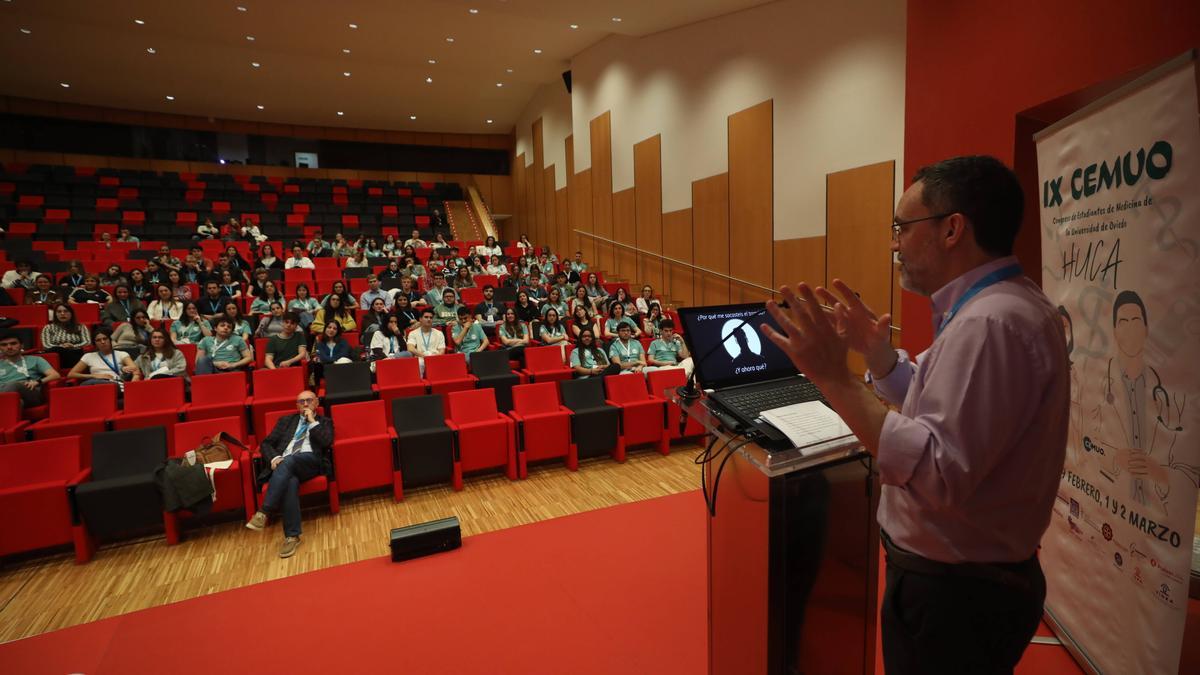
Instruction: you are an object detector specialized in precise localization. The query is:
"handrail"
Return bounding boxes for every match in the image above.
[573,229,901,334]
[467,185,498,240]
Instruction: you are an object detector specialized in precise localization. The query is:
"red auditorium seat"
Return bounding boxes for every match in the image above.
[0,436,90,563]
[184,189,203,203]
[445,388,516,488]
[17,195,44,208]
[341,214,359,227]
[283,184,300,194]
[260,192,278,208]
[117,187,138,201]
[381,205,398,217]
[286,213,306,227]
[122,210,146,226]
[509,382,576,477]
[424,353,477,396]
[604,375,670,455]
[0,392,31,443]
[375,358,428,413]
[176,211,198,226]
[71,303,101,326]
[292,203,310,215]
[74,166,97,177]
[248,367,306,437]
[522,345,574,383]
[98,175,119,187]
[255,408,339,515]
[330,400,397,496]
[44,208,70,224]
[95,197,119,211]
[646,368,705,441]
[211,201,231,214]
[367,186,383,197]
[183,372,250,425]
[7,222,36,237]
[167,416,255,528]
[27,385,119,465]
[107,378,188,451]
[415,215,430,227]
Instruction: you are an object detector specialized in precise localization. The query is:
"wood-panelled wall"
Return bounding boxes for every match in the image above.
[0,96,511,150]
[509,101,899,344]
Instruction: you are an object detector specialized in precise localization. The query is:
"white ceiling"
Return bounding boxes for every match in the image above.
[0,0,775,134]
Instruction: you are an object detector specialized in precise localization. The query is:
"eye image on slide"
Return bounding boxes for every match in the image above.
[721,320,765,365]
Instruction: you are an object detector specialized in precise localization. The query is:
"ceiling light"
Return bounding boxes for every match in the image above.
[445,37,455,43]
[569,24,579,29]
[427,59,437,64]
[533,49,542,54]
[486,119,493,124]
[409,115,417,120]
[469,8,479,14]
[496,82,504,87]
[342,48,351,54]
[256,104,264,110]
[245,35,255,41]
[251,62,260,68]
[343,71,351,77]
[60,82,70,88]
[146,47,156,54]
[505,68,513,73]
[348,23,358,29]
[612,17,622,22]
[336,111,344,116]
[134,19,145,25]
[236,6,247,12]
[20,28,31,34]
[165,95,175,101]
[425,77,433,83]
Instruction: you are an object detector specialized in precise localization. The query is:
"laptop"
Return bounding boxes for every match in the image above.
[677,302,828,447]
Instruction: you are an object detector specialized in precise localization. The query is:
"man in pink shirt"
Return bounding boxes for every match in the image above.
[763,156,1068,674]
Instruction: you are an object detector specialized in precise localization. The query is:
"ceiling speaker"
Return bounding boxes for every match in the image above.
[562,70,572,94]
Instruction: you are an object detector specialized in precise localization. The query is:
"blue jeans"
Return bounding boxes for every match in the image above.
[194,356,245,376]
[261,452,323,537]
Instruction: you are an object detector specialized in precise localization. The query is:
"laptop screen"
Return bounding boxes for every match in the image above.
[677,303,799,390]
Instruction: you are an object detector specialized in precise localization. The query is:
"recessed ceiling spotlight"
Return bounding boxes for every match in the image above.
[134,19,145,25]
[256,104,264,110]
[19,28,31,35]
[342,48,351,54]
[495,82,503,87]
[486,119,494,124]
[505,68,513,73]
[425,76,433,83]
[60,82,71,88]
[409,115,417,120]
[251,62,260,68]
[165,95,175,101]
[236,6,247,12]
[532,48,542,54]
[343,71,351,77]
[245,35,255,41]
[146,47,156,54]
[427,59,437,64]
[445,36,455,43]
[348,23,358,29]
[336,111,344,116]
[612,17,622,22]
[569,24,579,29]
[468,8,479,14]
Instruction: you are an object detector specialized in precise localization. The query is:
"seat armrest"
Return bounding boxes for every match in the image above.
[66,468,93,525]
[507,410,526,423]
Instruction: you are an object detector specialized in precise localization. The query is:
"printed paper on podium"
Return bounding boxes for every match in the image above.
[758,401,858,456]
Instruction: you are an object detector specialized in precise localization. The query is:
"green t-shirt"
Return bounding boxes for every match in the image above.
[0,355,53,384]
[569,347,608,370]
[171,319,211,344]
[197,335,248,362]
[648,337,684,365]
[266,332,306,364]
[605,316,637,334]
[608,338,644,364]
[433,302,460,325]
[455,322,487,354]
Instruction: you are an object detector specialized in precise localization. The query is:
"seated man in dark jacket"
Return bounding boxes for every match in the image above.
[245,390,334,558]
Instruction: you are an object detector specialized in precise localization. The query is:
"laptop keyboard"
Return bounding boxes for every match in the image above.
[720,380,825,418]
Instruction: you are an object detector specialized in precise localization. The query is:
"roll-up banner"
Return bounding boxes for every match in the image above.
[1036,51,1200,675]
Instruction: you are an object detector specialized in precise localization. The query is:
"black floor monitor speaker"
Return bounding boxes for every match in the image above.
[390,516,462,562]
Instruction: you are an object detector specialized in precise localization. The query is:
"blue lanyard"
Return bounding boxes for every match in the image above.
[99,351,121,376]
[936,264,1022,337]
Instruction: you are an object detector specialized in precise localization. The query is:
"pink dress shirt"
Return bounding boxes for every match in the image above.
[872,256,1070,563]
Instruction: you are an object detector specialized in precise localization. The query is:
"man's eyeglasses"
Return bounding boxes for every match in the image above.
[296,397,317,405]
[891,212,955,240]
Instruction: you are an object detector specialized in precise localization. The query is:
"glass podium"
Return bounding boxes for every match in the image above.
[666,389,880,675]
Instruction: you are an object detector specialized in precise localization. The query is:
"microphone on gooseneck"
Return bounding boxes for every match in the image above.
[675,304,784,435]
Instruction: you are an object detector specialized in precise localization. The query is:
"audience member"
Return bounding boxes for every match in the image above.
[264,312,308,369]
[195,317,252,374]
[171,302,212,344]
[111,310,153,355]
[135,329,188,381]
[451,307,488,362]
[608,323,648,376]
[68,329,140,387]
[0,331,59,408]
[41,304,90,369]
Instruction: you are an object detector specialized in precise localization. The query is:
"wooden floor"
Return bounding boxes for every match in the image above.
[0,444,703,644]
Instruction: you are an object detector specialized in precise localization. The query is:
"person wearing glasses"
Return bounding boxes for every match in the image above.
[245,391,334,559]
[761,155,1068,674]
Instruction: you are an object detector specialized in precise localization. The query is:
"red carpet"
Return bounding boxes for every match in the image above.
[0,489,1095,674]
